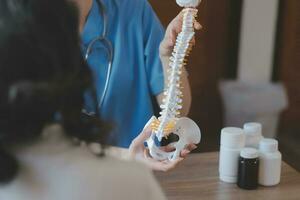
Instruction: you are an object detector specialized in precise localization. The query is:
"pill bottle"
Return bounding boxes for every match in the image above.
[237,148,259,190]
[219,127,245,183]
[259,138,282,186]
[243,122,263,148]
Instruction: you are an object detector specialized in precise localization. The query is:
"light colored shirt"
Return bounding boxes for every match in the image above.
[0,126,166,200]
[82,0,165,148]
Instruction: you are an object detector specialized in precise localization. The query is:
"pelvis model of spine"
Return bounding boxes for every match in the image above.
[146,0,202,161]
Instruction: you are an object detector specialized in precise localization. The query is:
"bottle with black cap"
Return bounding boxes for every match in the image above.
[237,148,259,190]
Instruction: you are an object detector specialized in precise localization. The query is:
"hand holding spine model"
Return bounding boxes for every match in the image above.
[146,0,202,161]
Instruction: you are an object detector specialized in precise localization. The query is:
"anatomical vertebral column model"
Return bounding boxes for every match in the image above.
[146,0,202,161]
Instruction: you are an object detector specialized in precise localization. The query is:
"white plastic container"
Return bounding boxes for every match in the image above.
[243,122,264,148]
[219,127,245,183]
[259,138,282,186]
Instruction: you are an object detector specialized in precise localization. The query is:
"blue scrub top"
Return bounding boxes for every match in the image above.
[81,0,165,147]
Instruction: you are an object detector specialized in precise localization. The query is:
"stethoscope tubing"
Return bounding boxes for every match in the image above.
[84,0,114,111]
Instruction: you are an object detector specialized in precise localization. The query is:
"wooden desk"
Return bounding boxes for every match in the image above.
[154,152,300,200]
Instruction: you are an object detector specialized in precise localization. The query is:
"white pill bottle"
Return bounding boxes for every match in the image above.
[259,138,282,186]
[219,127,245,183]
[243,122,264,148]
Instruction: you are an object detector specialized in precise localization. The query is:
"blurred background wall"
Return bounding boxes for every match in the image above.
[149,0,300,170]
[274,0,300,171]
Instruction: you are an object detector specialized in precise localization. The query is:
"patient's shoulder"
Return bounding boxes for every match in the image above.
[0,142,165,200]
[47,151,164,200]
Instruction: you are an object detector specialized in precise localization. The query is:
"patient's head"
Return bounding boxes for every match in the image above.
[0,0,107,184]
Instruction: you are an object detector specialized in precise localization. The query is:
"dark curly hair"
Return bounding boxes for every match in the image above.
[0,0,109,184]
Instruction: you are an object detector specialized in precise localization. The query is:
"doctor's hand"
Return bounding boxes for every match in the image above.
[129,127,196,172]
[159,10,202,60]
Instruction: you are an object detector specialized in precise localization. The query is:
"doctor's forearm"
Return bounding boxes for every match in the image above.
[156,58,192,116]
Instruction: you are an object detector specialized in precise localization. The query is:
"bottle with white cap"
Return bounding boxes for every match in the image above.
[259,138,282,186]
[243,122,264,148]
[219,127,245,183]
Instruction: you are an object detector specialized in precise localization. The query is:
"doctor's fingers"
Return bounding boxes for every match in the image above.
[170,12,202,34]
[194,21,202,30]
[159,157,184,172]
[186,143,197,151]
[159,142,176,152]
[129,130,152,155]
[180,144,197,157]
[168,22,202,48]
[143,149,184,172]
[164,11,184,45]
[132,128,152,145]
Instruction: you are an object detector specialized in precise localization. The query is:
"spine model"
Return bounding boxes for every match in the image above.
[146,0,202,161]
[152,8,198,141]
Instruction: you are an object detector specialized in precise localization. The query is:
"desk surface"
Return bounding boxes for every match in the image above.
[154,152,300,200]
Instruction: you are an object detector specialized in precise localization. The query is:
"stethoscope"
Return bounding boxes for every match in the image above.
[84,0,114,111]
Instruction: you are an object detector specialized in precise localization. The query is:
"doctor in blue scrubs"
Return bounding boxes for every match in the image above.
[70,0,201,150]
